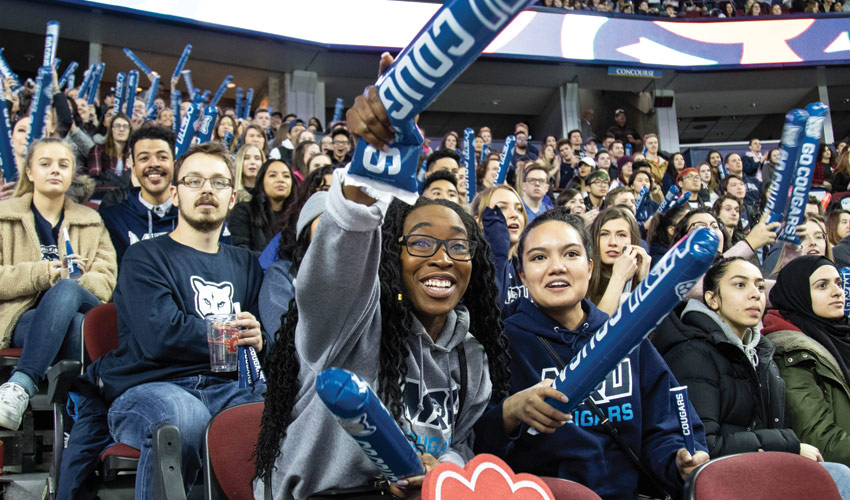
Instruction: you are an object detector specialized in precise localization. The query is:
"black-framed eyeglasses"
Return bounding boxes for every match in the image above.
[688,221,720,231]
[398,234,477,261]
[175,175,233,190]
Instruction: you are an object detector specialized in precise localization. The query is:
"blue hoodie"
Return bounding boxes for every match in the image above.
[99,187,232,265]
[481,206,527,318]
[475,298,707,500]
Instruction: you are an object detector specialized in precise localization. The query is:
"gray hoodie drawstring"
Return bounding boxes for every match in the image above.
[147,210,153,239]
[445,353,456,440]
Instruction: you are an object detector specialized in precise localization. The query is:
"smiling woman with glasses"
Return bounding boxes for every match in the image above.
[255,168,511,498]
[86,112,133,196]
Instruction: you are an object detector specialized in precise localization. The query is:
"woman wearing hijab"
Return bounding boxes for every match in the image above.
[764,256,850,466]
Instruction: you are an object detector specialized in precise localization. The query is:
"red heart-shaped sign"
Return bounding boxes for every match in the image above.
[421,454,554,500]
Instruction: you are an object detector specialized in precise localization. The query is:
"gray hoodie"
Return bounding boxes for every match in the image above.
[682,299,761,369]
[255,170,492,499]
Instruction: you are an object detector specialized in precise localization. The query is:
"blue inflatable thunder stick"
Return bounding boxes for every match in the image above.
[841,267,850,317]
[0,48,23,94]
[175,103,201,159]
[57,61,78,90]
[124,70,139,115]
[85,63,105,106]
[777,103,828,245]
[480,142,490,165]
[496,135,516,186]
[670,191,692,210]
[0,78,15,182]
[181,70,195,100]
[317,368,425,482]
[545,228,719,414]
[145,74,161,120]
[26,67,53,146]
[332,97,344,123]
[170,89,182,132]
[172,44,192,83]
[347,0,536,202]
[462,127,476,203]
[670,386,696,455]
[210,75,232,108]
[765,109,808,226]
[634,185,649,215]
[656,185,680,215]
[195,106,219,144]
[242,88,254,121]
[123,48,155,80]
[42,21,60,69]
[113,72,126,116]
[234,87,244,122]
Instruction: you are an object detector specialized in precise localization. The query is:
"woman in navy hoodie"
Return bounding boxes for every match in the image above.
[475,207,709,500]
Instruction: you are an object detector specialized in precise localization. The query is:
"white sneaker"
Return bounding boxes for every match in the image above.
[0,382,29,430]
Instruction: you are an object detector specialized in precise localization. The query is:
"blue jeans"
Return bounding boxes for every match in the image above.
[12,279,100,396]
[107,375,265,500]
[823,462,850,500]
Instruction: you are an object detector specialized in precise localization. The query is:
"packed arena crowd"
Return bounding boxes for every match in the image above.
[3,7,850,499]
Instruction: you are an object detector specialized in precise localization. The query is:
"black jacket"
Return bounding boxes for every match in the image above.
[652,300,800,458]
[227,201,275,254]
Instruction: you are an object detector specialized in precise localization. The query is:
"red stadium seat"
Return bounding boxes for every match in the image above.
[81,304,184,497]
[683,452,841,500]
[540,477,603,499]
[203,401,264,500]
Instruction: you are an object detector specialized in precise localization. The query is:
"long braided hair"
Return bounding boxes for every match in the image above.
[254,196,511,483]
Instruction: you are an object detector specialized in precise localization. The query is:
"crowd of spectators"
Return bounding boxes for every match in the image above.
[4,45,850,500]
[536,0,850,16]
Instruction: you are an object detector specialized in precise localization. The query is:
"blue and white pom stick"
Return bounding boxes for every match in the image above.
[656,185,681,214]
[347,0,536,202]
[777,102,828,245]
[145,74,161,119]
[196,106,218,144]
[26,67,53,146]
[332,97,344,123]
[242,88,254,121]
[838,267,850,317]
[57,61,77,90]
[765,109,808,226]
[170,89,182,132]
[42,21,60,69]
[0,79,16,182]
[234,87,244,121]
[124,70,139,115]
[462,127,476,203]
[634,185,649,215]
[717,161,728,180]
[63,227,82,280]
[316,368,425,482]
[172,44,192,83]
[670,386,696,455]
[123,48,155,80]
[113,72,126,116]
[181,70,195,100]
[175,103,200,158]
[545,228,719,414]
[496,135,516,185]
[0,49,23,94]
[670,191,692,210]
[209,75,232,108]
[85,63,105,106]
[222,131,234,151]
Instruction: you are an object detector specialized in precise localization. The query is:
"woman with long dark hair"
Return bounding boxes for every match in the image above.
[253,169,511,499]
[86,112,131,193]
[475,208,709,499]
[587,207,649,315]
[654,257,850,492]
[227,159,293,253]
